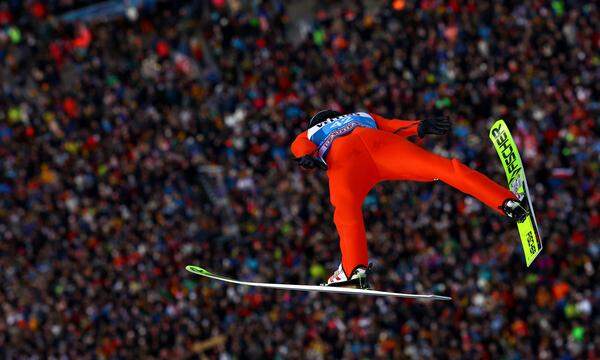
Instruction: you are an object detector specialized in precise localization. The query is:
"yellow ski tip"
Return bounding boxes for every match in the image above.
[186,265,211,276]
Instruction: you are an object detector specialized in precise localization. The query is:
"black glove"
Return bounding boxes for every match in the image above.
[417,116,451,138]
[294,155,328,170]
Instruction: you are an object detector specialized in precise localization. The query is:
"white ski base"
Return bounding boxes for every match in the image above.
[186,265,452,301]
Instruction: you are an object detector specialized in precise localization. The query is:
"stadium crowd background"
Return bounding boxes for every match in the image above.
[0,0,597,358]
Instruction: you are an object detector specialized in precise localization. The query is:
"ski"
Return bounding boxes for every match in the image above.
[489,119,543,266]
[185,265,452,301]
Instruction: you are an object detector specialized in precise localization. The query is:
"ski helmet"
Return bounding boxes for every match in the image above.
[308,110,342,128]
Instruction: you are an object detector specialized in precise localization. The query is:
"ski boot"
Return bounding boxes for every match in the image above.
[324,263,372,289]
[501,197,529,223]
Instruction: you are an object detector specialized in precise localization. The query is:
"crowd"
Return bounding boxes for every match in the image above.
[0,0,598,358]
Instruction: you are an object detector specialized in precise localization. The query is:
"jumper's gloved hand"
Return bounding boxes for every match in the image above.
[418,116,451,138]
[294,155,328,170]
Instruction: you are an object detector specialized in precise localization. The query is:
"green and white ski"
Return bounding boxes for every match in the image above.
[185,266,451,301]
[489,119,542,266]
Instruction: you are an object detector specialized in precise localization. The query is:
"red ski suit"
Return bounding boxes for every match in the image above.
[291,113,514,275]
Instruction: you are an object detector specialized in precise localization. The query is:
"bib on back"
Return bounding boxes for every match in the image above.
[307,112,377,161]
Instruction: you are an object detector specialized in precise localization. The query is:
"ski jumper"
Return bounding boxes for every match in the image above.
[291,112,515,275]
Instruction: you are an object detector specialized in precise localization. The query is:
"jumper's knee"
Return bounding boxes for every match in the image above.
[436,158,462,179]
[452,158,476,176]
[435,158,471,184]
[331,195,363,225]
[450,158,463,173]
[333,203,362,224]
